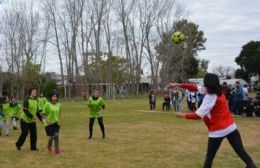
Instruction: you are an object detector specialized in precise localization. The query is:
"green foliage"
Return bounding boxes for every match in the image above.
[197,69,207,78]
[196,59,209,78]
[156,19,206,82]
[103,56,128,83]
[42,79,57,98]
[235,68,250,82]
[235,41,260,76]
[22,62,41,93]
[88,55,128,83]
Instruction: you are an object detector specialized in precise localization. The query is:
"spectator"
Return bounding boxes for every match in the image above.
[149,90,156,111]
[162,92,171,111]
[233,81,244,115]
[171,88,183,112]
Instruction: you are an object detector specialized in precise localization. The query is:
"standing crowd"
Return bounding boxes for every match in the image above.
[149,80,260,117]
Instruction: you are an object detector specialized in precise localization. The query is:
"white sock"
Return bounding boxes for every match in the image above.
[0,121,3,134]
[13,118,17,127]
[5,121,10,135]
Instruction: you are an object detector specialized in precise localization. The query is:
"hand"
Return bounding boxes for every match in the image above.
[99,108,104,113]
[175,112,185,118]
[167,83,180,89]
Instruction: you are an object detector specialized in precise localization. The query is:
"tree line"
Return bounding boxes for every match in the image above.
[0,0,208,98]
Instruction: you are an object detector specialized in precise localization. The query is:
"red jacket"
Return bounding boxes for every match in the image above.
[181,83,235,132]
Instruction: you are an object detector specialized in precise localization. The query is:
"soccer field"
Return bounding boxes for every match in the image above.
[0,99,259,168]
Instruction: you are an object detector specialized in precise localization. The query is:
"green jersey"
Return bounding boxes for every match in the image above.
[10,103,22,118]
[38,97,48,111]
[87,96,105,118]
[1,103,11,121]
[42,102,61,126]
[20,98,39,123]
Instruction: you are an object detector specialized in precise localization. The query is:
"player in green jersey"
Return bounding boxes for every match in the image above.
[42,92,63,155]
[16,88,42,151]
[38,93,47,111]
[0,96,11,137]
[87,90,106,139]
[10,96,22,130]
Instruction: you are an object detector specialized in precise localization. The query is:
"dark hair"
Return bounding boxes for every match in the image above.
[93,89,100,94]
[204,73,222,96]
[28,88,37,96]
[9,96,15,101]
[49,92,59,102]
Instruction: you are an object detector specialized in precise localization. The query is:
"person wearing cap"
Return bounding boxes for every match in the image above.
[42,92,63,155]
[16,88,42,151]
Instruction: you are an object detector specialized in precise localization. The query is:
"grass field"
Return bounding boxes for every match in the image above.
[0,98,259,168]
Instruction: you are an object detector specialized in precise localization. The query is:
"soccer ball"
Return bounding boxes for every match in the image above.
[172,31,185,44]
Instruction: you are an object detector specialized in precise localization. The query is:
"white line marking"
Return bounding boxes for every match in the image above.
[132,110,175,114]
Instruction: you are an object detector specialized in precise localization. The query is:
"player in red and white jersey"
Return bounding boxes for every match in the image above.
[168,73,256,168]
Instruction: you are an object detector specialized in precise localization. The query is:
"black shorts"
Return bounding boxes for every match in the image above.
[45,123,60,136]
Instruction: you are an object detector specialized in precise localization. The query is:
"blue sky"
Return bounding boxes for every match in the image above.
[180,0,260,71]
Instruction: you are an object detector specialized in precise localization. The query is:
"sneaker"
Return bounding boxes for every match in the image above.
[31,148,39,151]
[16,144,21,150]
[88,135,92,139]
[55,151,64,156]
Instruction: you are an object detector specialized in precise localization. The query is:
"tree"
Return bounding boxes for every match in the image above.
[0,0,208,98]
[0,66,3,96]
[156,19,206,82]
[235,68,250,82]
[212,65,235,78]
[113,0,135,84]
[0,0,45,98]
[235,41,260,77]
[197,59,209,78]
[22,62,41,93]
[42,80,57,98]
[142,0,178,88]
[87,55,128,83]
[43,0,66,98]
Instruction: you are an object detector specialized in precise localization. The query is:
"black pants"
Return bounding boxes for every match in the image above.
[198,101,203,108]
[234,100,243,115]
[150,103,156,110]
[16,119,37,150]
[162,102,170,111]
[190,102,197,111]
[204,130,256,168]
[89,117,105,138]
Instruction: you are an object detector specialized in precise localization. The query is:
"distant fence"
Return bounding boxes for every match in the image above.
[57,83,157,100]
